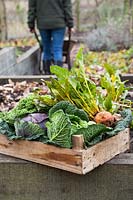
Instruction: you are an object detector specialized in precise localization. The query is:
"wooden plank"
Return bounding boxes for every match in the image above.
[0,153,133,165]
[107,153,133,165]
[82,128,130,174]
[0,134,82,174]
[0,154,28,163]
[0,160,132,200]
[121,74,133,83]
[0,75,56,84]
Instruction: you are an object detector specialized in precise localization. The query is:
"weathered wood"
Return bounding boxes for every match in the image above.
[0,73,132,84]
[0,128,130,174]
[121,74,133,83]
[0,75,56,84]
[0,154,28,163]
[107,153,133,165]
[0,152,133,165]
[0,134,82,174]
[0,47,16,69]
[72,134,84,151]
[0,45,40,75]
[82,128,130,174]
[0,154,132,200]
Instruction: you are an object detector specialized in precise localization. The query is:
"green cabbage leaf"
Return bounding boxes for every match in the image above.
[46,109,71,148]
[49,101,89,122]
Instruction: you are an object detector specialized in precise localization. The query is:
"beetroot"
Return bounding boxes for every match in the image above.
[94,111,115,127]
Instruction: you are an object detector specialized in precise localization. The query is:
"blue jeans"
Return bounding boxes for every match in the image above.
[39,28,66,62]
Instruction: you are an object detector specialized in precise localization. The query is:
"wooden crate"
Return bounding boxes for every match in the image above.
[0,128,130,175]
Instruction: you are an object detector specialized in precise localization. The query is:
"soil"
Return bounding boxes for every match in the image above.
[0,80,47,112]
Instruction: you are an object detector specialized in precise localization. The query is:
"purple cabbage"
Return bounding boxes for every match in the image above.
[22,113,48,129]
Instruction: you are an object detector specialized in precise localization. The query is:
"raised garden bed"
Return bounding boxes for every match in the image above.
[0,152,132,200]
[121,74,133,83]
[0,78,48,112]
[0,45,40,75]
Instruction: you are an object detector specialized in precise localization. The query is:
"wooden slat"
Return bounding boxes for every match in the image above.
[0,75,56,84]
[121,74,133,83]
[0,153,133,165]
[0,134,82,174]
[0,154,28,163]
[82,128,130,174]
[107,153,133,165]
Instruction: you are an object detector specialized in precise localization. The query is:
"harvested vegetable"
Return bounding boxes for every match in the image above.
[14,119,47,140]
[0,94,39,125]
[75,124,112,146]
[49,101,89,122]
[46,109,72,148]
[106,109,132,136]
[22,113,48,130]
[94,111,115,127]
[44,48,131,121]
[46,101,89,148]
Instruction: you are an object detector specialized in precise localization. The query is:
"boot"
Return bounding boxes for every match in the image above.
[43,60,51,75]
[54,60,63,67]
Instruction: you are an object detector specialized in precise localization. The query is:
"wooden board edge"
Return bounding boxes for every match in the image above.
[0,151,83,174]
[121,74,133,83]
[82,128,130,174]
[0,75,56,84]
[107,153,133,165]
[0,134,83,174]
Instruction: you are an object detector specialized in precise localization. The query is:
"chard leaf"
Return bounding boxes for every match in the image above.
[103,94,112,111]
[100,75,111,91]
[50,65,69,84]
[46,78,70,101]
[46,110,71,148]
[104,63,116,76]
[115,82,126,101]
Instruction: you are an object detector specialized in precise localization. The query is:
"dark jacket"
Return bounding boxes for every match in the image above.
[28,0,74,29]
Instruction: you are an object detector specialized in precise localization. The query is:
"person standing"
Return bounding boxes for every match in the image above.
[28,0,74,74]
